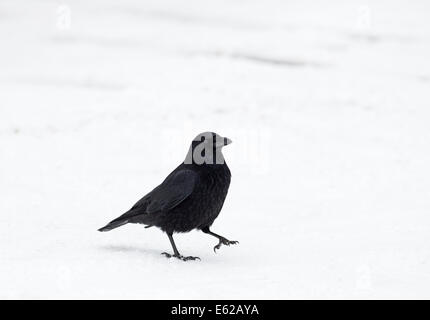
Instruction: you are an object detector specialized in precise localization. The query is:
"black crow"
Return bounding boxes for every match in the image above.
[98,132,238,261]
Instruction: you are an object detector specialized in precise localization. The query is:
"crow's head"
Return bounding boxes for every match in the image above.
[185,132,232,165]
[193,132,232,148]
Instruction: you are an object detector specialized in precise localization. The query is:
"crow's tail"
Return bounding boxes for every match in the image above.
[98,209,144,232]
[98,218,129,232]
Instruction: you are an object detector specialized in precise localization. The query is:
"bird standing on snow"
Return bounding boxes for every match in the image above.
[98,132,238,261]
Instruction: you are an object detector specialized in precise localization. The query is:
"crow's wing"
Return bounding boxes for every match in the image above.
[98,168,197,231]
[133,169,197,214]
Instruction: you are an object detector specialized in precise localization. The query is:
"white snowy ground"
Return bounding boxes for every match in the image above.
[1,0,430,299]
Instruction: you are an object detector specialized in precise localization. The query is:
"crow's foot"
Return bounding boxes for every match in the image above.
[213,238,239,253]
[161,252,200,261]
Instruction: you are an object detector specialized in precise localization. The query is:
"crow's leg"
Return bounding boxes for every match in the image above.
[161,233,200,261]
[201,227,239,252]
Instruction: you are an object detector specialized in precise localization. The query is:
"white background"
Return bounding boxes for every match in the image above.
[1,0,430,299]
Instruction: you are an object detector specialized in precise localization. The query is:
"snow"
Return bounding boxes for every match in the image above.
[1,0,430,299]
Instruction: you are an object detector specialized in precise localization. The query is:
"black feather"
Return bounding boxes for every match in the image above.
[98,132,232,256]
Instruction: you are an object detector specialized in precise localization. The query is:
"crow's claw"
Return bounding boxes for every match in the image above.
[161,252,200,261]
[161,252,173,258]
[181,256,200,261]
[213,238,239,253]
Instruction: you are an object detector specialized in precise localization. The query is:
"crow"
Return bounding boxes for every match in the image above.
[98,132,238,261]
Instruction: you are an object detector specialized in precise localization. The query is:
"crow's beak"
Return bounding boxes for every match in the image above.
[215,136,232,148]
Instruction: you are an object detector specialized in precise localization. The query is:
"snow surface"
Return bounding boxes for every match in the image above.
[1,0,430,299]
